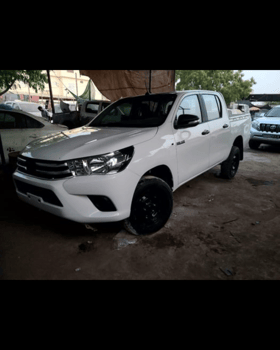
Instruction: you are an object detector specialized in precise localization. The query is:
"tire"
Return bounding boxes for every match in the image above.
[63,121,74,129]
[124,176,173,235]
[249,139,261,150]
[220,146,240,179]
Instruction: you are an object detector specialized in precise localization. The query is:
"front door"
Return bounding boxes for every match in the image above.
[173,94,211,185]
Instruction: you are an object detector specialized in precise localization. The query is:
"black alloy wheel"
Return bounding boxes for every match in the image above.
[124,176,173,235]
[230,153,239,178]
[220,146,240,180]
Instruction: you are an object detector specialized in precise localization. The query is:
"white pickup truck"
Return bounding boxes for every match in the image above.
[13,90,251,235]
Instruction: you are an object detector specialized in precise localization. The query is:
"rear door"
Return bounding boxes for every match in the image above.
[201,93,231,166]
[0,111,26,161]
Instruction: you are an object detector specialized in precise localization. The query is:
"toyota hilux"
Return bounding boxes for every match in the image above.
[13,90,251,235]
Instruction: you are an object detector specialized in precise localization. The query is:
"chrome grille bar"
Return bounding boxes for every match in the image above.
[35,161,68,168]
[260,124,280,133]
[16,155,72,180]
[36,169,71,176]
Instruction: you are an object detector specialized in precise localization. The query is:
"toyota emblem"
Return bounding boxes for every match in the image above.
[270,125,276,130]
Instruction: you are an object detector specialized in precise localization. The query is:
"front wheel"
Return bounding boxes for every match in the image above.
[124,176,173,235]
[220,146,240,179]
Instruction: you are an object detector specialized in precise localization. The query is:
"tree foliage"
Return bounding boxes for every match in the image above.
[175,70,256,105]
[0,70,48,96]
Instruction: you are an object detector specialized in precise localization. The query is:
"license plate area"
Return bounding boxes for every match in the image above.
[264,134,280,139]
[14,180,63,207]
[26,192,43,204]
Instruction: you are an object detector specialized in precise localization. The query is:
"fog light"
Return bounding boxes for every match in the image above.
[88,195,116,212]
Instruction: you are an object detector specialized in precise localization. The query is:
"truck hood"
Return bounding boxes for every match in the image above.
[255,116,280,125]
[21,126,158,161]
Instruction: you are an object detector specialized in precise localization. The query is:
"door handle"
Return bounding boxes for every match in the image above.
[223,124,229,128]
[202,130,210,135]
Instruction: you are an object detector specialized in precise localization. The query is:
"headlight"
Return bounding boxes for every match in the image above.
[252,121,260,130]
[67,146,134,176]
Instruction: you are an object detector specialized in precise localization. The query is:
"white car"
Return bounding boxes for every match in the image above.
[4,101,52,119]
[13,91,251,235]
[0,108,67,163]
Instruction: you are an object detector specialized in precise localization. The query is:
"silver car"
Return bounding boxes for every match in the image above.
[249,106,280,149]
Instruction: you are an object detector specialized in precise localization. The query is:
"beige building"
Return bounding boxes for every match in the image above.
[2,70,107,104]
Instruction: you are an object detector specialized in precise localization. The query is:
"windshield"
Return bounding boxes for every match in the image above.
[89,94,177,128]
[20,103,40,113]
[265,108,280,118]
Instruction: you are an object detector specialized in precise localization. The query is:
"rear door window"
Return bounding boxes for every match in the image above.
[202,94,222,121]
[2,112,16,129]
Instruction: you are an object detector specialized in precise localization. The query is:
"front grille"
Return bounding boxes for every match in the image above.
[260,124,280,133]
[14,180,63,207]
[17,155,72,180]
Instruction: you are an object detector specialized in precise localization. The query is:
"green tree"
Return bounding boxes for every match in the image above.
[175,70,256,105]
[0,70,48,96]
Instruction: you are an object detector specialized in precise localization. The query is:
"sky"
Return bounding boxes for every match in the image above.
[241,70,280,94]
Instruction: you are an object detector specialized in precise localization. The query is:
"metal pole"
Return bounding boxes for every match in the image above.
[149,70,152,93]
[47,70,55,114]
[0,132,6,166]
[75,73,78,111]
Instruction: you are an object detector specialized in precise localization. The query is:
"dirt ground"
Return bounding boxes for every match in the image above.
[0,143,280,280]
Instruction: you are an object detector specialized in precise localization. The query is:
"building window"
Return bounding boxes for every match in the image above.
[67,70,74,73]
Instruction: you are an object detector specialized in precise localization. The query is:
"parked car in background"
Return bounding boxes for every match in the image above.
[79,99,111,125]
[249,106,280,149]
[4,101,53,121]
[4,101,43,117]
[52,100,111,129]
[0,108,68,163]
[52,101,79,129]
[252,109,269,120]
[0,103,13,111]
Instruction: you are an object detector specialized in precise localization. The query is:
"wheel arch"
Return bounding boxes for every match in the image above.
[233,135,244,160]
[142,164,174,190]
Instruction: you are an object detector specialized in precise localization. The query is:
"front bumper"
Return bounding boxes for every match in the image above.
[13,169,140,223]
[250,127,280,145]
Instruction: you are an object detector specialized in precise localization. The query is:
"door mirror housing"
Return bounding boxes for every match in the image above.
[174,114,200,129]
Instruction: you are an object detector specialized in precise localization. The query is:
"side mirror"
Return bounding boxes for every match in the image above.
[174,114,200,129]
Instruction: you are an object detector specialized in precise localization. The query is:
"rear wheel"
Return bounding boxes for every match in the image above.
[124,176,173,235]
[220,146,240,179]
